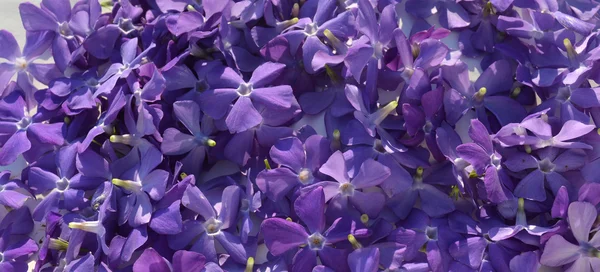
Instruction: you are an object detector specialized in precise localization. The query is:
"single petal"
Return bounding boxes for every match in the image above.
[198,88,238,119]
[351,159,391,189]
[0,30,21,61]
[350,190,385,218]
[348,247,379,272]
[540,235,580,266]
[214,231,247,264]
[150,200,182,235]
[133,248,171,272]
[182,186,216,219]
[295,186,326,234]
[468,119,493,153]
[319,151,350,184]
[568,201,597,243]
[161,128,196,155]
[249,62,286,87]
[455,143,489,175]
[514,170,546,201]
[251,86,294,110]
[172,250,206,272]
[173,100,202,135]
[256,168,299,202]
[509,251,540,272]
[19,3,58,32]
[418,184,455,217]
[0,131,31,166]
[218,185,241,230]
[226,96,262,133]
[121,226,149,262]
[261,218,308,256]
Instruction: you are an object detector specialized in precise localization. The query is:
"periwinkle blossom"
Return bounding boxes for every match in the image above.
[0,171,31,210]
[261,187,357,272]
[504,148,585,201]
[456,119,513,203]
[0,30,59,107]
[0,225,38,271]
[256,135,331,202]
[161,100,216,178]
[442,59,527,128]
[173,185,249,264]
[0,92,64,166]
[94,38,156,98]
[2,0,600,270]
[111,146,168,228]
[541,201,600,272]
[199,62,295,133]
[19,0,80,72]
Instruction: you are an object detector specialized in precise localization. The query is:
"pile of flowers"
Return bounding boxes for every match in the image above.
[1,0,600,271]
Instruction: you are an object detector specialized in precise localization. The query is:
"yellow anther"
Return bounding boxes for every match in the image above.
[245,257,254,272]
[360,214,369,225]
[347,234,362,249]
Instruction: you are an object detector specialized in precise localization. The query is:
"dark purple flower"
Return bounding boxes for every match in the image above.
[317,151,390,218]
[456,119,513,203]
[256,135,331,202]
[172,185,249,264]
[261,187,356,272]
[199,62,295,133]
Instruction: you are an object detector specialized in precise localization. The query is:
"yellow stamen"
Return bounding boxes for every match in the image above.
[245,257,254,272]
[511,87,521,98]
[347,234,362,249]
[207,139,216,147]
[286,217,293,221]
[360,214,369,225]
[264,159,272,170]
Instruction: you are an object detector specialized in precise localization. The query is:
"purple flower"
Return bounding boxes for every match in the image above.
[199,62,295,133]
[0,30,59,108]
[540,201,600,271]
[161,100,215,177]
[0,225,38,271]
[111,146,168,228]
[456,119,513,203]
[504,148,585,201]
[318,151,391,218]
[256,135,331,202]
[94,38,155,98]
[173,185,249,264]
[261,187,356,272]
[0,93,64,166]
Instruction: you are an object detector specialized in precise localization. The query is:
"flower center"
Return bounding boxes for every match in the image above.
[425,226,438,241]
[372,139,386,154]
[307,232,326,250]
[423,121,433,134]
[372,42,384,59]
[14,57,27,71]
[16,117,31,130]
[237,83,253,96]
[538,158,555,173]
[490,153,501,168]
[297,168,314,185]
[196,80,209,92]
[58,22,74,39]
[339,183,355,196]
[86,78,99,89]
[304,23,318,36]
[118,18,136,34]
[203,218,223,236]
[56,177,70,192]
